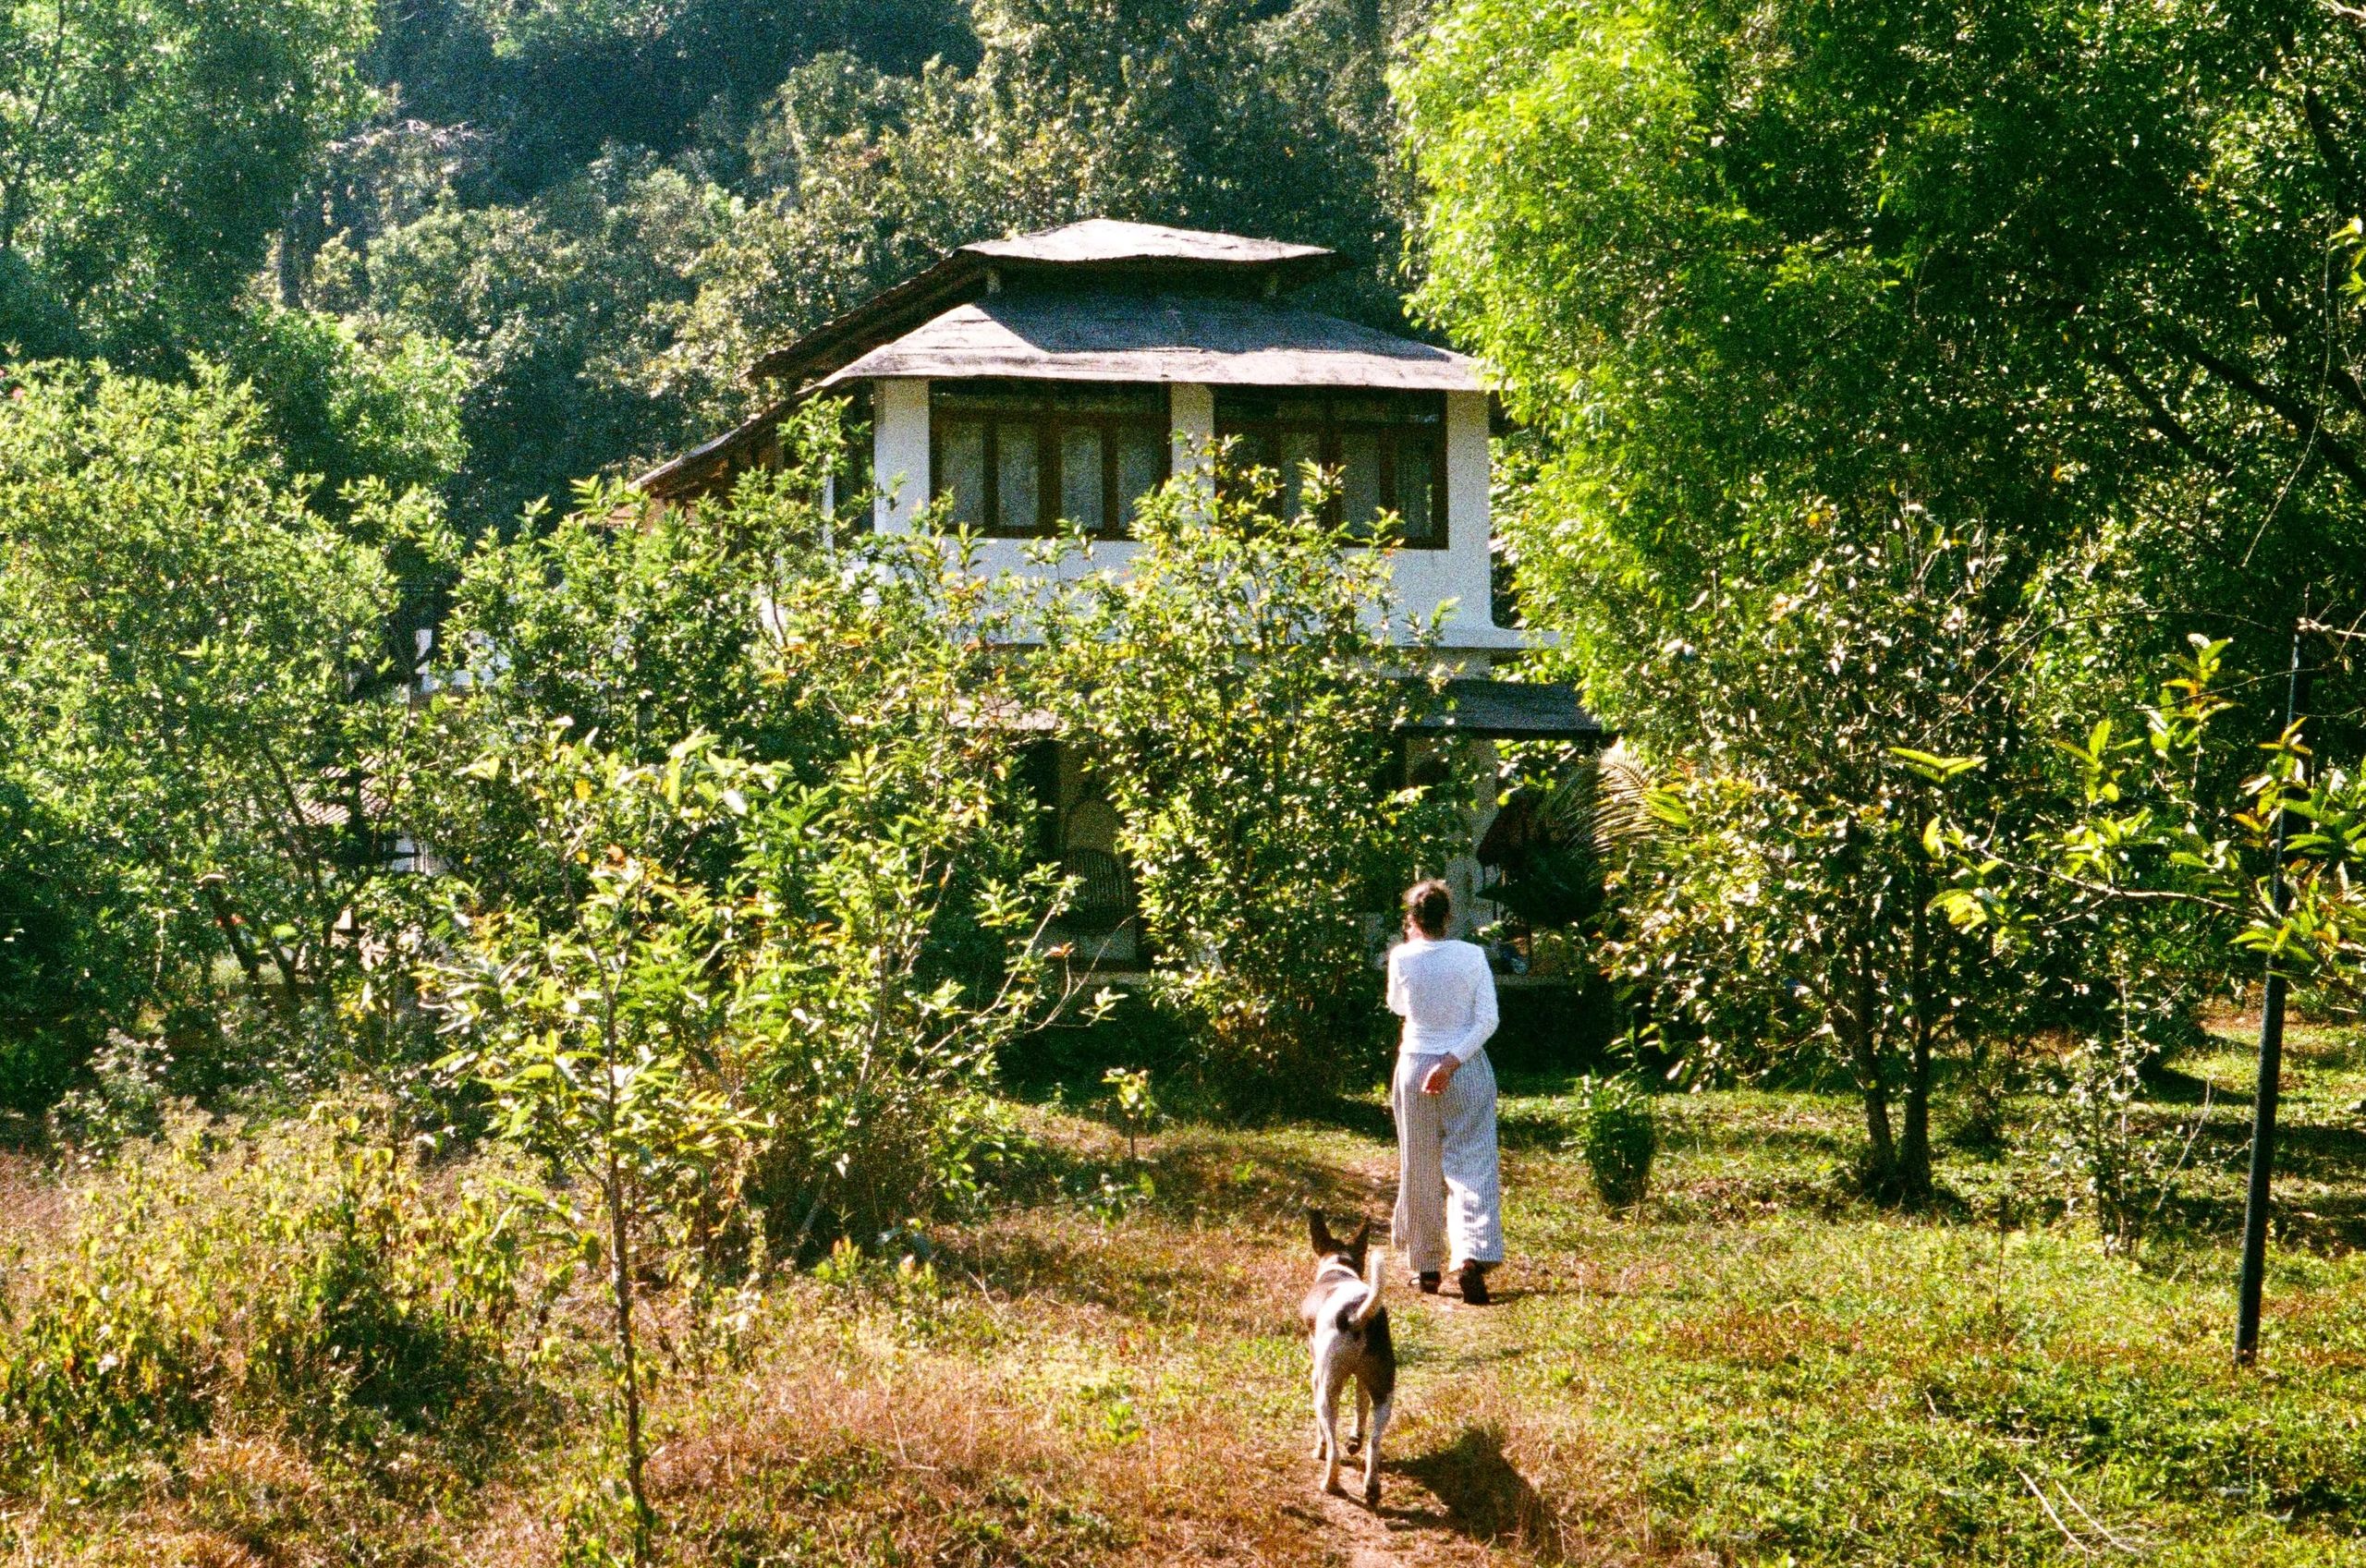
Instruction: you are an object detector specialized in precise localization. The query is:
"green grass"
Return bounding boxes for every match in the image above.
[4,1024,2364,1563]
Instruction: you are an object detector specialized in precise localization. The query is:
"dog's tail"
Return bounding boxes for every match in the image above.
[1348,1248,1385,1328]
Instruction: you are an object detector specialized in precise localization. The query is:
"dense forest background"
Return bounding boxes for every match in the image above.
[0,0,1422,535]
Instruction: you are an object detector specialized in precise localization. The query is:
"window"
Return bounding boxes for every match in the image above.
[931,382,1170,537]
[1214,390,1447,548]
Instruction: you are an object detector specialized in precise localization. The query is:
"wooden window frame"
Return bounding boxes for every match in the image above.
[929,381,1172,539]
[1213,390,1449,550]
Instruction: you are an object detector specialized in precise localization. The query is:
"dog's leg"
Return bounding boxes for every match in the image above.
[1361,1394,1392,1508]
[1316,1368,1345,1494]
[1347,1380,1370,1455]
[1310,1358,1333,1465]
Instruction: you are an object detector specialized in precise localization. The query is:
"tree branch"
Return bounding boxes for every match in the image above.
[2093,343,2236,476]
[2163,330,2366,494]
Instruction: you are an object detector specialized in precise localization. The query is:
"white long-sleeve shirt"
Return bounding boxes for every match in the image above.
[1385,936,1499,1062]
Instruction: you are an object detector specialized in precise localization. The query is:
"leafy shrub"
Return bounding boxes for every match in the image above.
[0,1159,219,1474]
[1037,463,1470,1110]
[245,1136,528,1443]
[0,1111,527,1481]
[1576,1075,1656,1211]
[0,781,144,1118]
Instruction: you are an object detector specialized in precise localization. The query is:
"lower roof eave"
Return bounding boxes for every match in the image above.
[1404,675,1605,745]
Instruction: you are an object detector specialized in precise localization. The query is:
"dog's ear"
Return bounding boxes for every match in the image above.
[1348,1218,1372,1263]
[1308,1209,1339,1257]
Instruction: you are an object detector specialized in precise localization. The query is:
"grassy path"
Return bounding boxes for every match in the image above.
[1275,1126,1580,1565]
[10,1030,2366,1563]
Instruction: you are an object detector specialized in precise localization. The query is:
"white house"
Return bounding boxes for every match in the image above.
[640,219,1602,966]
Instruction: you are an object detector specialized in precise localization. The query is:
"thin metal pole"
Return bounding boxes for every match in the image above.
[2236,628,2307,1367]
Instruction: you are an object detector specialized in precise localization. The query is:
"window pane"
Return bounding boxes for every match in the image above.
[1396,441,1437,543]
[938,419,985,528]
[996,419,1040,531]
[1116,425,1164,529]
[1281,430,1323,520]
[1060,426,1105,531]
[1339,430,1384,535]
[1226,427,1278,470]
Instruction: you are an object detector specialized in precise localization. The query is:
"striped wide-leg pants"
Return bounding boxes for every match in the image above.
[1390,1049,1503,1275]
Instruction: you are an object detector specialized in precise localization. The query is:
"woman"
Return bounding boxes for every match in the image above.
[1385,878,1503,1304]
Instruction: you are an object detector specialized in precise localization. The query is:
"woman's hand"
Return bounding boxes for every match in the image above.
[1420,1058,1460,1097]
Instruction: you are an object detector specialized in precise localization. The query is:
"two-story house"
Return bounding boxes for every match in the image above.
[639,219,1601,965]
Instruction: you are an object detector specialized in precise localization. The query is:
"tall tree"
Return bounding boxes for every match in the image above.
[0,0,376,363]
[1396,0,2366,1194]
[0,364,433,1038]
[1401,0,2366,743]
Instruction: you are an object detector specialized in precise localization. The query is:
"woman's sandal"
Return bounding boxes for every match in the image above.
[1457,1262,1491,1306]
[1417,1272,1442,1295]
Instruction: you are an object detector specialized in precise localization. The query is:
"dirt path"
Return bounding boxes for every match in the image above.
[1288,1160,1543,1566]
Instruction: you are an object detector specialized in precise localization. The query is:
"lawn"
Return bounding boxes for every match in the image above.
[5,1021,2364,1565]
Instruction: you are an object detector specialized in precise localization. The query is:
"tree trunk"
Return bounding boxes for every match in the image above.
[1896,900,1935,1209]
[1856,1036,1896,1187]
[1839,957,1896,1196]
[1898,1015,1933,1209]
[606,1143,652,1567]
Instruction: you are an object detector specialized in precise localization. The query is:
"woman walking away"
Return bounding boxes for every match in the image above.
[1386,879,1503,1305]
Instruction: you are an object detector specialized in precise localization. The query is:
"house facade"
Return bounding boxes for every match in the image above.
[640,219,1601,967]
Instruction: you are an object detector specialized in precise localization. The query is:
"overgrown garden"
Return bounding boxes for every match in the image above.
[7,0,2366,1562]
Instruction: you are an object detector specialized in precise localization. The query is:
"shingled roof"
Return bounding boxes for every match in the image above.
[640,219,1479,500]
[813,293,1483,394]
[746,219,1344,388]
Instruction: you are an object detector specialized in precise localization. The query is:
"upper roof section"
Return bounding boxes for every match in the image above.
[749,219,1347,388]
[963,219,1334,272]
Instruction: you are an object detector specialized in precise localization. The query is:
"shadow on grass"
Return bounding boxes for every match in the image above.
[1397,1423,1563,1561]
[989,1119,1383,1225]
[2143,1060,2253,1106]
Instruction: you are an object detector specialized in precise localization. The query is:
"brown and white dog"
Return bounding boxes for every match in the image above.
[1300,1210,1395,1506]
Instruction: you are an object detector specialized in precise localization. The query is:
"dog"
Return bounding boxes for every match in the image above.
[1299,1210,1395,1506]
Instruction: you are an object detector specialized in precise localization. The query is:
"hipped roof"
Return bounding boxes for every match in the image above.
[639,219,1486,500]
[749,219,1344,388]
[813,293,1484,394]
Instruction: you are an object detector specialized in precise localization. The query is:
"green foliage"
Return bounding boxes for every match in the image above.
[401,0,970,197]
[1038,463,1468,1108]
[1402,0,2366,742]
[0,363,444,1082]
[722,487,1079,1240]
[1920,636,2366,1234]
[312,150,733,527]
[0,779,140,1115]
[1593,517,2033,1204]
[218,305,471,511]
[1574,1073,1654,1211]
[406,415,1074,1257]
[422,411,848,777]
[0,1112,525,1483]
[425,731,758,1562]
[0,0,377,364]
[1101,1066,1159,1161]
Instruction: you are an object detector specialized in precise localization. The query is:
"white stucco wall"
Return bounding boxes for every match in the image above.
[868,377,1529,652]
